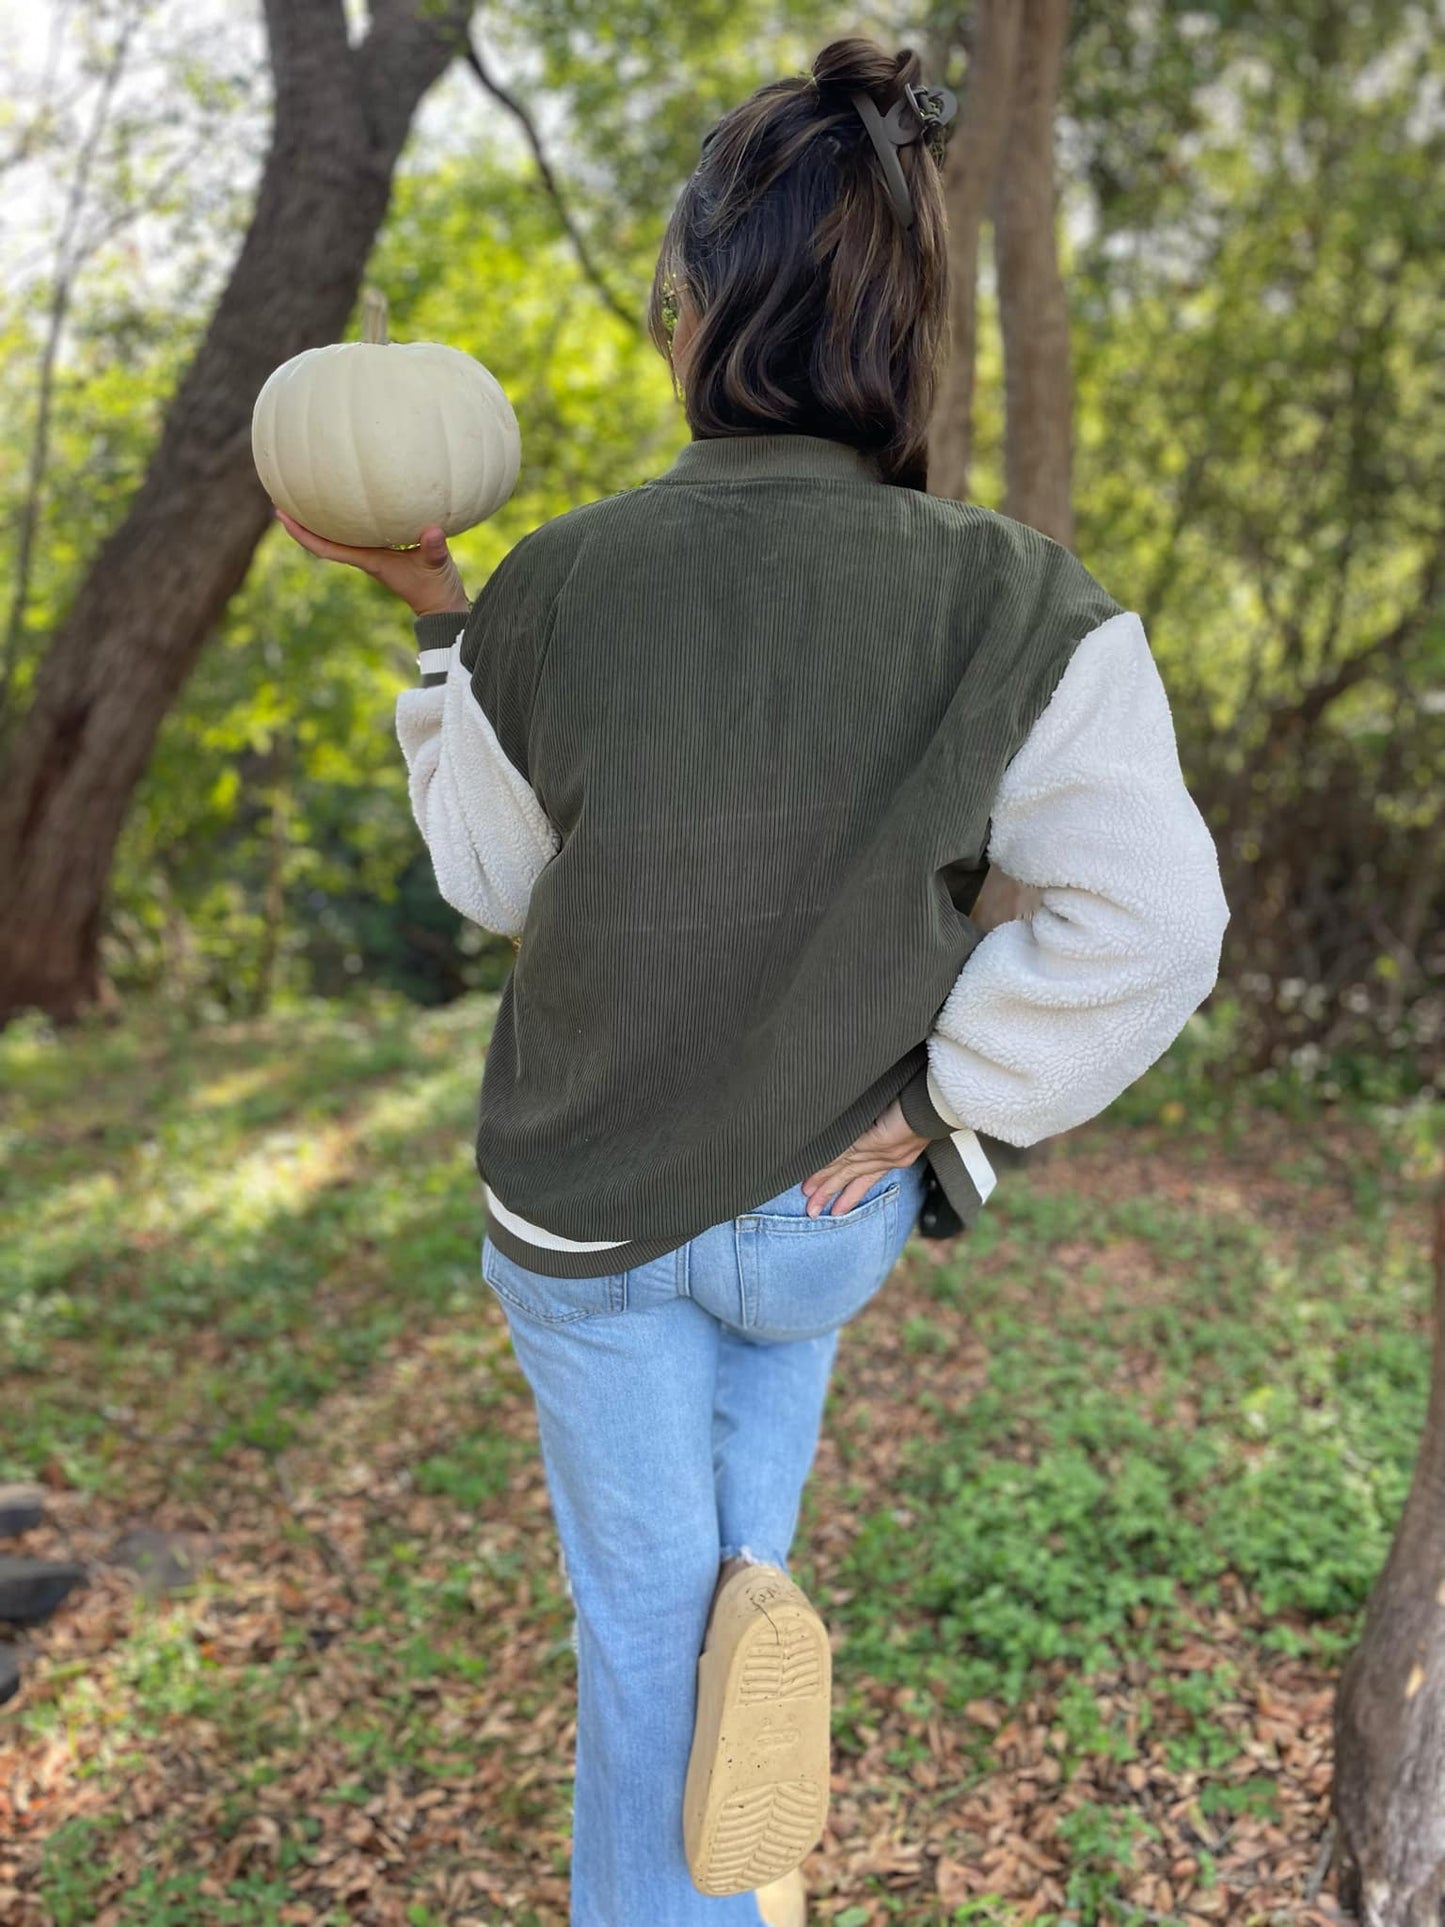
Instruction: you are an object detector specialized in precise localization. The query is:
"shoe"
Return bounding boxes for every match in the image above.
[683,1562,831,1896]
[754,1865,807,1926]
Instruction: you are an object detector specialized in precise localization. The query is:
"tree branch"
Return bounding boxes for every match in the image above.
[0,1,75,175]
[463,37,641,334]
[1260,535,1445,754]
[356,0,474,159]
[1317,264,1403,673]
[0,0,141,729]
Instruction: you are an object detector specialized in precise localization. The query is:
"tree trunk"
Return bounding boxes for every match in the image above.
[928,0,1022,505]
[991,0,1074,547]
[0,0,473,1023]
[1333,1184,1445,1926]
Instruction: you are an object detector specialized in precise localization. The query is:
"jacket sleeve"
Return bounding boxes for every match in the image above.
[896,609,1230,1147]
[393,538,563,939]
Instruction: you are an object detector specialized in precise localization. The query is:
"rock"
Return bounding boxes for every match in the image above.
[0,1484,45,1539]
[0,1555,86,1625]
[108,1526,202,1597]
[0,1645,18,1705]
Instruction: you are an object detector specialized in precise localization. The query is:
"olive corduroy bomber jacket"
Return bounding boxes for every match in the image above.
[396,431,1231,1278]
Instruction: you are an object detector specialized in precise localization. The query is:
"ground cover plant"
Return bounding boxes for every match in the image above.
[0,993,1439,1925]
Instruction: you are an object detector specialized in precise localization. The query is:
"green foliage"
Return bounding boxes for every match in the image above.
[105,141,692,1014]
[1,994,1440,1920]
[412,1433,526,1510]
[5,3,845,1014]
[1061,0,1445,1075]
[825,1048,1438,1719]
[1,0,266,700]
[0,993,496,1481]
[37,1816,119,1927]
[1055,1802,1158,1924]
[2,1,1439,1064]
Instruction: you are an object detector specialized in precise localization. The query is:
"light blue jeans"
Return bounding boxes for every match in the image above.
[479,1154,928,1927]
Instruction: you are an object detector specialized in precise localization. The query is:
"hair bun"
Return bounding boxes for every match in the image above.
[811,36,915,106]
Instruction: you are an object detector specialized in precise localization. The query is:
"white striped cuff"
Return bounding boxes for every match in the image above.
[951,1127,997,1203]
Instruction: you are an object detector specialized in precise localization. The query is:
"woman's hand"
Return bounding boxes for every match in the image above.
[274,511,469,619]
[802,1098,929,1217]
[800,870,1036,1216]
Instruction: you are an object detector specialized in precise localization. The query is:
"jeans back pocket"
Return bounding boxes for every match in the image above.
[482,1235,627,1325]
[735,1177,902,1341]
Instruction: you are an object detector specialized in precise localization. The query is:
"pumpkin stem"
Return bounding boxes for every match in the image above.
[360,287,389,345]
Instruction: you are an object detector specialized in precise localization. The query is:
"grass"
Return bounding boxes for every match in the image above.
[0,991,1440,1925]
[1,994,489,1478]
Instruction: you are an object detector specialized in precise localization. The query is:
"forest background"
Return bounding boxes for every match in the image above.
[1,3,1444,1923]
[1,0,1439,1089]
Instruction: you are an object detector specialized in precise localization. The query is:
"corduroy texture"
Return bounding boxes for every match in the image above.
[417,433,1120,1278]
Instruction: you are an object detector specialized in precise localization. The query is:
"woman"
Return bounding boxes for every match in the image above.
[279,34,1230,1927]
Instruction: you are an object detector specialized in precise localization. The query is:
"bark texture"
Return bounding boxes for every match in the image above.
[928,0,1022,505]
[0,0,472,1022]
[1333,1184,1445,1926]
[930,0,1075,552]
[991,0,1074,546]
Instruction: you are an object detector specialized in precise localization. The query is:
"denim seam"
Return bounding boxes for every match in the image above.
[739,1180,898,1234]
[730,1179,905,1344]
[734,1220,757,1330]
[482,1238,629,1324]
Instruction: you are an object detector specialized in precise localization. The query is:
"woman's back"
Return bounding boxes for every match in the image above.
[286,36,1231,1926]
[461,430,1121,1257]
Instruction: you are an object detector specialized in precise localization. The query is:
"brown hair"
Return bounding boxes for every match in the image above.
[646,36,951,492]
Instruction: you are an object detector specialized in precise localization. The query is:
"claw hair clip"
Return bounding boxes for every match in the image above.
[849,79,958,226]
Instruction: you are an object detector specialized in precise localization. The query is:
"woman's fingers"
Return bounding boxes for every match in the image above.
[803,1102,932,1214]
[834,1173,878,1215]
[273,509,468,616]
[274,509,382,573]
[803,1156,887,1216]
[803,1147,874,1193]
[802,1157,859,1199]
[801,1166,839,1214]
[806,1172,875,1217]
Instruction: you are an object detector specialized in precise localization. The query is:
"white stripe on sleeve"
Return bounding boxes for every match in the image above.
[395,640,560,938]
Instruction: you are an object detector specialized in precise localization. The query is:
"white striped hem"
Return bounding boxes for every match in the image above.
[485,1134,992,1258]
[484,1183,631,1252]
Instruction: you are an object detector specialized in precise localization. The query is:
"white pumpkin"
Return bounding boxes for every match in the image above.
[251,290,520,548]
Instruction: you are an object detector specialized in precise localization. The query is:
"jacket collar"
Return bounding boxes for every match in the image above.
[652,432,885,486]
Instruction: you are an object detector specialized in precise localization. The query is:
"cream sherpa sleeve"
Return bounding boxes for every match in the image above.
[395,629,560,940]
[920,609,1231,1146]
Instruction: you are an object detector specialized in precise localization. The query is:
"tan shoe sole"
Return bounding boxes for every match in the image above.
[683,1563,831,1896]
